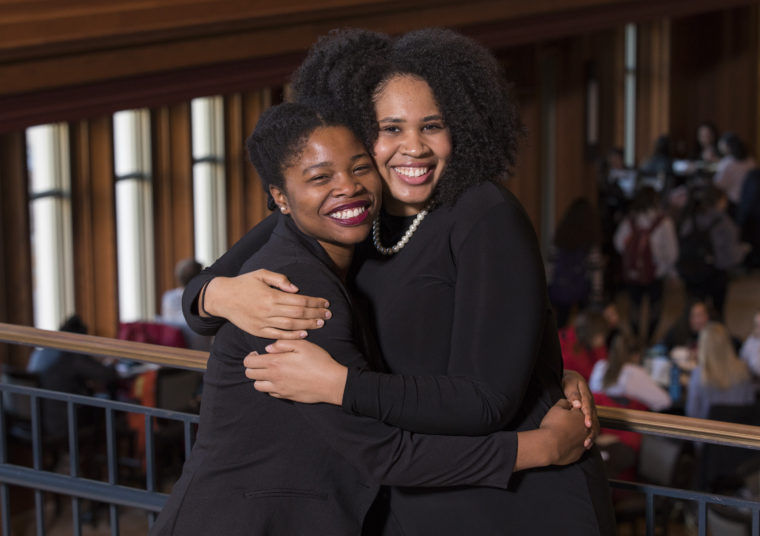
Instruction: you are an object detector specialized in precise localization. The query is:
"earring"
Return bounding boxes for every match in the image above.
[280,206,286,213]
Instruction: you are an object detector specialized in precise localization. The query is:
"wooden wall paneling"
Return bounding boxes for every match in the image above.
[2,0,757,134]
[0,132,33,366]
[611,27,627,150]
[553,37,590,222]
[1,0,755,97]
[669,6,758,159]
[242,90,273,233]
[757,5,760,160]
[70,117,119,338]
[224,93,249,246]
[501,45,543,231]
[224,89,273,248]
[715,6,758,154]
[635,19,671,164]
[593,29,622,159]
[152,103,194,302]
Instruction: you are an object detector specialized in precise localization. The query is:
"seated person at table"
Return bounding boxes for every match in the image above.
[160,258,211,351]
[35,315,117,439]
[151,102,590,536]
[660,300,711,359]
[28,314,89,374]
[740,310,760,378]
[686,322,754,420]
[589,334,671,412]
[602,301,632,348]
[559,310,608,381]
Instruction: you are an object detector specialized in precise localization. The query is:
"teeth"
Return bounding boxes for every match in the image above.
[331,206,367,220]
[394,166,429,177]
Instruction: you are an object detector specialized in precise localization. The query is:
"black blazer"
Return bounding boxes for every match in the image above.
[152,216,517,536]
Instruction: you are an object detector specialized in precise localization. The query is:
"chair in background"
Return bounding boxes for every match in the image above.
[614,434,692,535]
[700,402,760,491]
[699,402,760,535]
[153,369,203,486]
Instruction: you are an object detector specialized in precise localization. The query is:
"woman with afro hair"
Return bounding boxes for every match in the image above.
[183,28,615,534]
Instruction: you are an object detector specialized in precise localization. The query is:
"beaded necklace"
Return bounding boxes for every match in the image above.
[371,206,430,256]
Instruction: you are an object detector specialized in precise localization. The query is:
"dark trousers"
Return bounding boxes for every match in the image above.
[625,278,664,343]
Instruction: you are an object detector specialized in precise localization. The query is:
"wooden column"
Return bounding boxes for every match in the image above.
[503,45,543,232]
[757,4,760,160]
[554,37,590,221]
[0,132,33,366]
[636,18,671,162]
[70,117,119,338]
[611,27,627,150]
[669,5,758,159]
[152,103,194,301]
[225,89,272,246]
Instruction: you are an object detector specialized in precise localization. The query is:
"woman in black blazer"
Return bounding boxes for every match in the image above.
[152,103,588,535]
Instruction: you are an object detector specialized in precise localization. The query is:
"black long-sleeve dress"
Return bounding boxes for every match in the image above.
[153,216,519,536]
[183,182,615,535]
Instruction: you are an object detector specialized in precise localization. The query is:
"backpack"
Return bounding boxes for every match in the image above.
[621,215,663,285]
[548,247,591,306]
[676,216,720,285]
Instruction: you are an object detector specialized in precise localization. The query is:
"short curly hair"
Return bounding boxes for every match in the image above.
[246,101,352,209]
[291,28,523,208]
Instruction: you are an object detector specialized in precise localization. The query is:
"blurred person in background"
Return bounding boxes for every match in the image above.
[740,310,760,378]
[693,121,721,164]
[162,258,211,351]
[714,132,755,216]
[162,259,203,323]
[547,198,603,328]
[559,310,609,381]
[686,322,754,420]
[614,186,678,343]
[589,333,671,412]
[677,186,745,319]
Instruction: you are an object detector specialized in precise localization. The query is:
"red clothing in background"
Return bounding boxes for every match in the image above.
[559,325,607,380]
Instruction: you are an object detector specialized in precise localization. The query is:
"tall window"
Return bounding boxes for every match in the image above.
[191,96,227,267]
[113,109,155,322]
[624,23,637,167]
[26,124,75,330]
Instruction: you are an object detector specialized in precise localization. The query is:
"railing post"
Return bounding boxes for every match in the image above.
[0,395,10,536]
[106,408,119,536]
[31,396,45,536]
[67,401,82,536]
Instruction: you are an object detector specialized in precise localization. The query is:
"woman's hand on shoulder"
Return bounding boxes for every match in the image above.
[204,269,331,338]
[244,339,348,405]
[562,369,599,448]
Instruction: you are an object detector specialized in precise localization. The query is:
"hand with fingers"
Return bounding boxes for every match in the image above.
[244,339,348,405]
[538,399,589,466]
[561,369,599,449]
[202,269,332,338]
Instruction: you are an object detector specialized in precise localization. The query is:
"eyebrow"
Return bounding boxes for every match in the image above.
[377,115,444,123]
[301,153,368,175]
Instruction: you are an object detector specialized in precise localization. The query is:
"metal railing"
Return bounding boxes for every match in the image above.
[1,322,759,536]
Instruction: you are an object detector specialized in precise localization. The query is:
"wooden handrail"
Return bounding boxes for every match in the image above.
[597,406,760,449]
[0,322,207,371]
[1,322,760,448]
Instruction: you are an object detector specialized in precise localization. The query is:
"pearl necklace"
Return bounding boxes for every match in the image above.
[372,207,430,255]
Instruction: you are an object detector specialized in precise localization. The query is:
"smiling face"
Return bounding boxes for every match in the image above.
[270,126,381,268]
[372,75,452,216]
